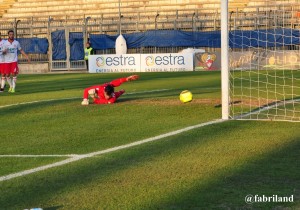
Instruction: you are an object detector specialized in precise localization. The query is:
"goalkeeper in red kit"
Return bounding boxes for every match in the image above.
[81,75,139,105]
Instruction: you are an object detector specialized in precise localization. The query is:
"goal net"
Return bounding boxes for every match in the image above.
[227,1,300,121]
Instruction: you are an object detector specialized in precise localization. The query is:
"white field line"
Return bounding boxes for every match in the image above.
[0,89,171,109]
[0,119,225,182]
[234,98,300,120]
[0,97,79,109]
[0,88,170,159]
[0,87,221,110]
[0,154,81,158]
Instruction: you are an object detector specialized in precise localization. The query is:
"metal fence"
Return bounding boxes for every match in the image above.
[0,5,299,71]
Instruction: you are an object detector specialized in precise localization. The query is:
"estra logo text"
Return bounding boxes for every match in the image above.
[145,54,186,66]
[96,55,137,67]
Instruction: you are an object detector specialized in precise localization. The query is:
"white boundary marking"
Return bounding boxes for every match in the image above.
[2,96,295,181]
[0,89,171,109]
[0,97,79,109]
[0,87,223,181]
[0,119,225,182]
[0,87,221,110]
[0,154,80,158]
[234,98,300,120]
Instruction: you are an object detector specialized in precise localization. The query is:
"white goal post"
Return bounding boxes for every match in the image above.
[221,0,230,120]
[221,0,300,122]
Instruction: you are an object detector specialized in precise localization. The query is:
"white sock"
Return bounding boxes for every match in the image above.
[1,77,5,89]
[6,77,12,87]
[12,77,17,89]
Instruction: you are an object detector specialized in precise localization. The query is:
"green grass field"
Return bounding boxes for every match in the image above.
[0,72,299,210]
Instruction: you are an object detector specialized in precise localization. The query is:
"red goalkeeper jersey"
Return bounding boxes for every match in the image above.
[83,77,127,104]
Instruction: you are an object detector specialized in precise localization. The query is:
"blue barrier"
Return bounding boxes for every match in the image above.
[51,30,66,60]
[18,38,48,54]
[90,29,300,51]
[69,32,84,61]
[15,29,300,61]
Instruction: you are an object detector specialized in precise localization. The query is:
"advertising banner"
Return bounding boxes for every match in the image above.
[89,54,141,73]
[140,53,194,72]
[194,51,221,71]
[89,53,194,73]
[229,50,300,70]
[261,51,300,70]
[229,51,255,70]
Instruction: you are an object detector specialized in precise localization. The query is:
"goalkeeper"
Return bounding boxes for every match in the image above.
[81,75,139,105]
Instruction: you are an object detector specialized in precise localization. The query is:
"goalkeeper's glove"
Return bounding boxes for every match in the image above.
[81,99,89,105]
[126,75,139,81]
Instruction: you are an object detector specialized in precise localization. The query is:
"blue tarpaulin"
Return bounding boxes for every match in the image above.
[229,28,300,48]
[18,38,48,54]
[89,30,222,49]
[51,30,66,60]
[89,29,300,50]
[19,28,300,61]
[69,32,84,61]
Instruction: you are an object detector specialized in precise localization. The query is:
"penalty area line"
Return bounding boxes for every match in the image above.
[0,154,82,158]
[0,97,79,109]
[0,89,171,109]
[0,87,219,110]
[234,98,300,120]
[0,119,225,182]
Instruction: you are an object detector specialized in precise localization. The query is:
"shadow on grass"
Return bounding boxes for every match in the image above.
[153,136,300,209]
[0,122,232,209]
[1,121,298,209]
[44,205,64,210]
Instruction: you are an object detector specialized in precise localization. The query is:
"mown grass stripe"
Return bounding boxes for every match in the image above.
[0,155,80,158]
[0,89,171,109]
[0,119,224,182]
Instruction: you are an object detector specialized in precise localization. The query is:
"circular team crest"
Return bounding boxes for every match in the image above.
[201,53,217,69]
[145,56,155,66]
[96,57,105,67]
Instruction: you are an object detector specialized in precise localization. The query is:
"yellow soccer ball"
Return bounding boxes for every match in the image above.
[180,90,193,103]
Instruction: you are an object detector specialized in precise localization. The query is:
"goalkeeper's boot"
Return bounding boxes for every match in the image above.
[10,88,15,93]
[0,84,5,93]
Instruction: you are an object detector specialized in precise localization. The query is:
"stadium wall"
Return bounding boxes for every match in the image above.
[19,63,49,74]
